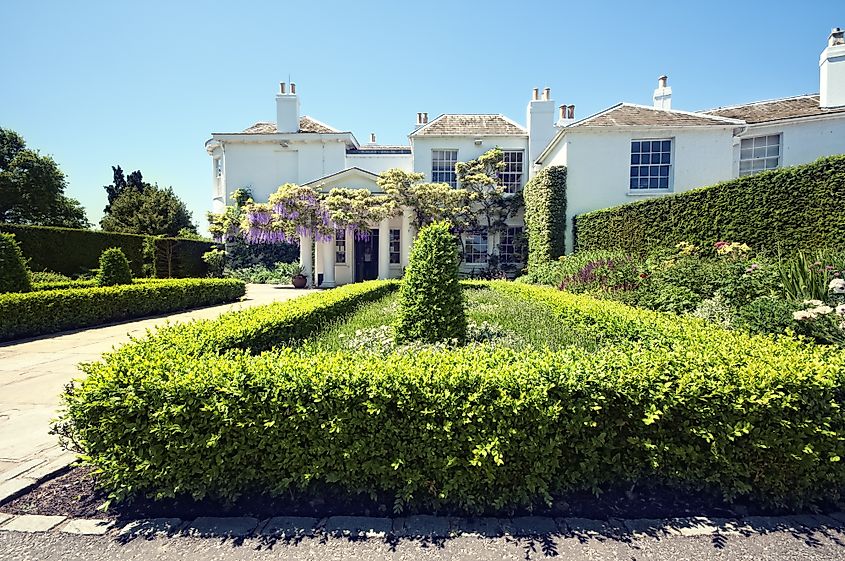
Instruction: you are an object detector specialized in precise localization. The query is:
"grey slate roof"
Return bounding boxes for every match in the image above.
[701,95,845,124]
[240,116,341,134]
[411,114,527,136]
[570,104,742,128]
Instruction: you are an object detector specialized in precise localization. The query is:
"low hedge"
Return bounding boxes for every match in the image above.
[573,154,845,254]
[57,281,845,511]
[0,278,246,341]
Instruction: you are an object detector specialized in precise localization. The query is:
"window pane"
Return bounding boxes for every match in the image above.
[766,145,779,157]
[631,141,640,152]
[649,178,658,188]
[658,177,669,188]
[651,141,661,151]
[631,166,639,177]
[630,178,638,189]
[661,140,671,151]
[660,165,669,177]
[631,154,640,164]
[740,138,753,149]
[740,148,753,159]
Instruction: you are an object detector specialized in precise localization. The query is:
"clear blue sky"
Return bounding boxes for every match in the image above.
[1,1,841,233]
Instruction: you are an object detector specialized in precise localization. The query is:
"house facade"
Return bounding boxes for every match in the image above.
[207,27,845,283]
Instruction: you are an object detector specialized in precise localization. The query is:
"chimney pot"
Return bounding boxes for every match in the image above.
[423,112,428,123]
[532,88,539,101]
[280,82,286,94]
[290,83,296,94]
[559,105,566,120]
[568,105,575,119]
[370,132,376,144]
[658,75,668,88]
[542,87,550,101]
[831,27,845,47]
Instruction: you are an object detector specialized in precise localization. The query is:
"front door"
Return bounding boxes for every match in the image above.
[354,229,379,282]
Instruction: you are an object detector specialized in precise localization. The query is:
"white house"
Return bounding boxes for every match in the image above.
[535,27,845,252]
[208,27,845,282]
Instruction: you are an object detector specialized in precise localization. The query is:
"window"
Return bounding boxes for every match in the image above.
[432,149,458,187]
[499,227,523,265]
[499,150,524,193]
[739,134,780,177]
[630,139,672,190]
[335,229,346,264]
[389,229,400,264]
[464,230,488,264]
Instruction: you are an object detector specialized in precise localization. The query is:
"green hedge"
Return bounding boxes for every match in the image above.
[574,155,845,254]
[523,166,567,273]
[0,224,218,278]
[56,281,845,510]
[0,278,246,341]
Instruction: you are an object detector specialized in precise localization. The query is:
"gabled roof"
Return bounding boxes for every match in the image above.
[239,116,343,134]
[569,103,743,128]
[301,167,380,187]
[701,94,845,124]
[410,114,527,137]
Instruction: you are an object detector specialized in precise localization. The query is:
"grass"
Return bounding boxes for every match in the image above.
[302,286,604,353]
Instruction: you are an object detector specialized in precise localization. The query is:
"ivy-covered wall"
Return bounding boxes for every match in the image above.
[573,155,845,254]
[523,166,567,271]
[0,224,217,278]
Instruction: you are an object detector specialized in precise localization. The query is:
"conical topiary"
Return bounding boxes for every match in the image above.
[95,247,133,286]
[394,221,466,344]
[0,232,32,293]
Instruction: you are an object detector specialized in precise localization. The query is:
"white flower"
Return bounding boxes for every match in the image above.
[830,278,845,294]
[811,305,835,316]
[837,304,845,316]
[803,299,824,307]
[793,310,813,321]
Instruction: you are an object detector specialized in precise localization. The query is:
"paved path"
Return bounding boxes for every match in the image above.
[0,284,309,503]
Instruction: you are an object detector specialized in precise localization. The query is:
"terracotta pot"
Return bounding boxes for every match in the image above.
[291,274,307,289]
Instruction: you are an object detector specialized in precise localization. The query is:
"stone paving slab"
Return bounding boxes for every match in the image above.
[324,516,393,537]
[185,517,259,538]
[117,518,184,538]
[258,516,318,538]
[393,515,451,538]
[0,514,65,533]
[61,518,114,535]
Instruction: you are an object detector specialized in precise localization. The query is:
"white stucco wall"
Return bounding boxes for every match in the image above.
[735,117,845,174]
[345,153,413,174]
[544,126,736,252]
[410,136,530,183]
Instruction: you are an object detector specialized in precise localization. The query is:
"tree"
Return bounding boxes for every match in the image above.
[0,128,90,228]
[455,147,521,236]
[103,166,147,214]
[376,169,471,229]
[100,184,197,237]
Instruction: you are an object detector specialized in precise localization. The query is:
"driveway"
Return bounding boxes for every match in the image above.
[0,284,310,501]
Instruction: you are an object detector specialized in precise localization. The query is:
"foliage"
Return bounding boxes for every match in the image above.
[395,222,467,344]
[691,293,736,329]
[734,296,798,336]
[454,147,521,235]
[0,278,245,341]
[95,248,133,286]
[202,249,225,277]
[102,166,147,214]
[0,127,89,228]
[790,281,845,346]
[0,223,216,278]
[101,184,197,237]
[523,166,567,274]
[0,233,32,293]
[56,281,845,511]
[30,270,72,283]
[377,169,471,230]
[224,262,303,284]
[574,155,845,254]
[777,249,845,302]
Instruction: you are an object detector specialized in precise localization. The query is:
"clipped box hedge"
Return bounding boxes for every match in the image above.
[573,155,845,254]
[57,281,845,511]
[523,166,567,272]
[0,278,246,341]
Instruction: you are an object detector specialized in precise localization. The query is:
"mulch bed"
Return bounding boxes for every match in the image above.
[3,466,840,521]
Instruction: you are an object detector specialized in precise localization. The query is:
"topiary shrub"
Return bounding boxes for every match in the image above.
[523,165,567,275]
[95,247,133,287]
[0,233,32,293]
[395,221,466,344]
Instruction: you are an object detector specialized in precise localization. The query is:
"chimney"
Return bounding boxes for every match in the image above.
[653,75,672,110]
[422,112,428,124]
[532,88,539,100]
[369,132,377,144]
[556,104,576,127]
[527,86,556,165]
[820,27,845,108]
[275,81,300,133]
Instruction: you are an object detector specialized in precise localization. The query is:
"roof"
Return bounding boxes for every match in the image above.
[702,94,845,124]
[347,145,412,155]
[569,103,743,128]
[239,116,342,134]
[410,114,527,137]
[301,167,380,188]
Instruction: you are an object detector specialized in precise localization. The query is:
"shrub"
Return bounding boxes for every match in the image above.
[395,221,466,344]
[30,271,72,283]
[523,166,567,274]
[0,233,32,293]
[0,278,246,341]
[574,155,845,254]
[95,248,133,286]
[202,248,225,278]
[58,282,845,511]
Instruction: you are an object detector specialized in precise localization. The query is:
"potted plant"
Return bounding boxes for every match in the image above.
[278,262,307,288]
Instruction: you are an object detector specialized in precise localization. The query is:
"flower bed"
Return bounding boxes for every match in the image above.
[0,278,246,341]
[56,281,845,512]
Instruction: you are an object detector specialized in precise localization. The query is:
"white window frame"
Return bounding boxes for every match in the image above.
[629,138,673,194]
[335,229,347,264]
[739,134,781,177]
[389,229,401,264]
[499,150,525,194]
[498,226,523,265]
[463,230,488,264]
[431,149,458,188]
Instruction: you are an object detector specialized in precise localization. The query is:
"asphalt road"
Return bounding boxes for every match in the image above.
[2,529,844,561]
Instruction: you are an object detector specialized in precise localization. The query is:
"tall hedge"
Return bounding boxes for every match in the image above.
[574,155,845,254]
[0,224,217,277]
[0,233,32,293]
[395,221,466,344]
[523,166,567,272]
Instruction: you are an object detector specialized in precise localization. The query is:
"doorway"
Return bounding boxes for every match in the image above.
[354,229,379,282]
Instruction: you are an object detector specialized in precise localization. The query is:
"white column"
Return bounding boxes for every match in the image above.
[321,234,336,288]
[299,233,313,287]
[400,207,415,267]
[378,218,390,280]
